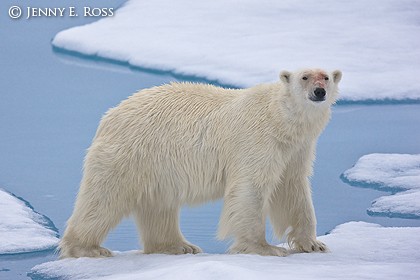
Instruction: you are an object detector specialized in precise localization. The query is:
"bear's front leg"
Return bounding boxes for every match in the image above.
[135,204,202,255]
[269,144,328,253]
[218,180,288,257]
[269,176,327,253]
[285,181,327,253]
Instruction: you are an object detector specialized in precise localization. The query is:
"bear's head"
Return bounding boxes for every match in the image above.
[280,69,342,106]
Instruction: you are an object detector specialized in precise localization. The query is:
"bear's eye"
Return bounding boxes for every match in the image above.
[324,77,329,81]
[302,76,308,80]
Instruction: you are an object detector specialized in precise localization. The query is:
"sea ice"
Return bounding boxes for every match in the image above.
[0,188,59,254]
[342,153,420,219]
[52,0,420,102]
[30,222,420,280]
[369,190,420,219]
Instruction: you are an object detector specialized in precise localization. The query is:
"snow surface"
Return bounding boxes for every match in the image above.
[52,0,420,101]
[30,222,420,280]
[343,153,420,219]
[0,188,59,254]
[369,190,420,219]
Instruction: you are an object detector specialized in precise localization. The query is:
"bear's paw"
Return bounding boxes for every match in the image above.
[229,243,288,257]
[292,239,328,253]
[144,242,202,255]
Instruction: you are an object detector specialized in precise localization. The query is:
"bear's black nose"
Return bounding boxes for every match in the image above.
[314,88,326,99]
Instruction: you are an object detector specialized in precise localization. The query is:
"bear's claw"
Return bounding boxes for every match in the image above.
[293,239,328,253]
[145,242,203,255]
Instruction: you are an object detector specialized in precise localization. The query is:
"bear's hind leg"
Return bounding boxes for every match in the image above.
[135,204,202,254]
[59,185,126,258]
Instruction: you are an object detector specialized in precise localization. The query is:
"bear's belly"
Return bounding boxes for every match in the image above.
[118,145,228,206]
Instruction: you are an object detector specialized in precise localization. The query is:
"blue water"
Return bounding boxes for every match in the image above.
[1,0,420,279]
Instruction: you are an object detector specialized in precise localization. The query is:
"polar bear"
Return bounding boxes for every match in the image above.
[59,68,342,258]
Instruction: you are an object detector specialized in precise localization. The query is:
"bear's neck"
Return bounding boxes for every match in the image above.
[267,85,332,144]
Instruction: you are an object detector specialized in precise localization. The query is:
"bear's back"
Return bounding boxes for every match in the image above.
[94,83,240,144]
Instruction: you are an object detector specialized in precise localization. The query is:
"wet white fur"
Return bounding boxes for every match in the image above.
[59,69,342,258]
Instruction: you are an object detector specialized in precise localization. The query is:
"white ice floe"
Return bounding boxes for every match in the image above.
[30,222,420,280]
[343,153,420,219]
[369,190,420,219]
[52,0,420,101]
[0,188,59,254]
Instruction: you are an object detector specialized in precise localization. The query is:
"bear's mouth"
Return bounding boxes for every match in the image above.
[309,95,326,102]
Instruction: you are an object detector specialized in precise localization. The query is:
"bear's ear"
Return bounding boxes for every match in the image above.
[332,70,342,83]
[280,71,291,84]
